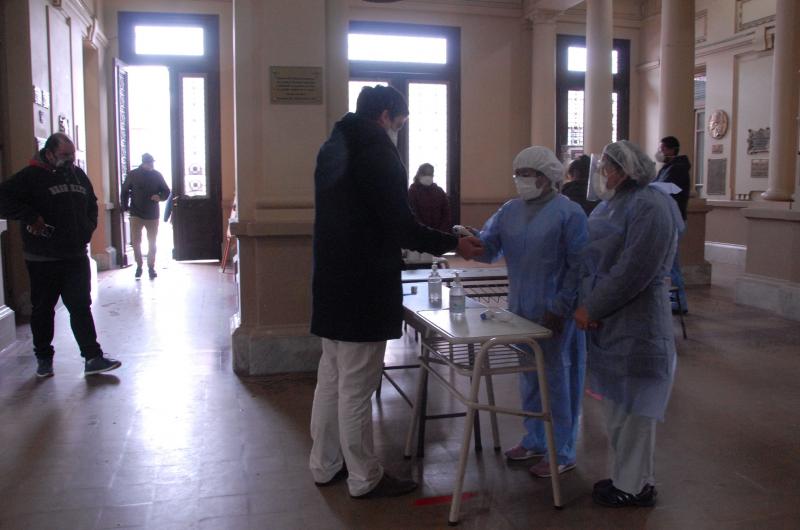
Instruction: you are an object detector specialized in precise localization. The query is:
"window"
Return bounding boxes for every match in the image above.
[348,34,447,64]
[134,26,204,56]
[348,22,461,220]
[556,35,630,161]
[694,72,706,191]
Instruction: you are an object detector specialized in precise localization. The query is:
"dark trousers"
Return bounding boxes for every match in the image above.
[25,256,102,360]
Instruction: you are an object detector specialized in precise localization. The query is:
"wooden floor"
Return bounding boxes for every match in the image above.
[0,261,798,529]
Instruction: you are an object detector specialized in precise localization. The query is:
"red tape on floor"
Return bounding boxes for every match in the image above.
[414,492,478,506]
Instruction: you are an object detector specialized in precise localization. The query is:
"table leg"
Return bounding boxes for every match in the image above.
[483,371,501,452]
[467,343,482,453]
[532,340,562,508]
[405,354,429,458]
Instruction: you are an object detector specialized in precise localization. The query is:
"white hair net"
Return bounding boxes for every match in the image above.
[602,140,656,184]
[512,146,564,184]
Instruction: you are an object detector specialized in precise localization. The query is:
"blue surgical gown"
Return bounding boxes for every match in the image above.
[580,183,682,421]
[478,194,588,463]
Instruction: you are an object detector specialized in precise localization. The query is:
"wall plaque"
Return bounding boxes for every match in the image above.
[747,127,770,154]
[711,144,723,154]
[708,110,729,139]
[270,66,323,104]
[750,158,768,178]
[707,158,727,195]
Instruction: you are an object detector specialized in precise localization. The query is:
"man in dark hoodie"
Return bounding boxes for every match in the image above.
[121,153,170,279]
[0,133,121,378]
[309,85,483,499]
[655,136,690,313]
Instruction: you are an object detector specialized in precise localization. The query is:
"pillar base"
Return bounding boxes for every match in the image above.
[0,305,17,353]
[231,315,322,376]
[683,261,712,286]
[92,247,117,271]
[735,274,800,321]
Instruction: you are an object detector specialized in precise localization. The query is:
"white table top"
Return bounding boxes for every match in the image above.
[415,307,551,344]
[401,266,508,283]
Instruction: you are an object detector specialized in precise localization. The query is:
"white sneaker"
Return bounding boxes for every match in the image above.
[529,459,576,477]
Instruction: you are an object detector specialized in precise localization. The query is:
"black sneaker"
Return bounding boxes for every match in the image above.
[36,357,54,378]
[592,480,657,507]
[351,473,418,499]
[315,464,348,487]
[148,267,157,279]
[85,355,122,376]
[134,266,143,279]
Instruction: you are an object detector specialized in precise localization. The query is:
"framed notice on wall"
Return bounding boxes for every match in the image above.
[270,66,323,104]
[707,158,727,195]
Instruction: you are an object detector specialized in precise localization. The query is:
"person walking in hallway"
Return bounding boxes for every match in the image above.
[655,136,690,313]
[309,85,484,499]
[0,133,121,377]
[121,153,170,279]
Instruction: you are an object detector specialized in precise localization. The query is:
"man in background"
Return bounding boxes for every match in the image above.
[121,153,170,279]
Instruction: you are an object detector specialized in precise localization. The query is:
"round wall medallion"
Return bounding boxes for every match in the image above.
[708,110,729,139]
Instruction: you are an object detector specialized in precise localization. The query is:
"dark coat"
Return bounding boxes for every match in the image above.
[560,179,596,217]
[311,113,458,342]
[408,181,451,232]
[655,155,691,220]
[121,166,170,220]
[0,152,97,259]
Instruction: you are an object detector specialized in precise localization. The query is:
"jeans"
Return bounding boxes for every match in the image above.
[130,215,160,268]
[26,256,102,359]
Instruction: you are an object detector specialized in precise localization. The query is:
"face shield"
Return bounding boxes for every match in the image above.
[586,154,608,202]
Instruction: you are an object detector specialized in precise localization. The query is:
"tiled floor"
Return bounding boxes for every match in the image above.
[0,261,798,529]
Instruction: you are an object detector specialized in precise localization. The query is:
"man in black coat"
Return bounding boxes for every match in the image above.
[655,136,691,313]
[0,133,121,378]
[309,86,483,499]
[121,153,170,279]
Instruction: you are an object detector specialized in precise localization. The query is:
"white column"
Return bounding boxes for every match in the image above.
[0,221,17,351]
[762,0,799,201]
[658,0,696,189]
[584,0,613,156]
[529,10,558,150]
[325,0,349,130]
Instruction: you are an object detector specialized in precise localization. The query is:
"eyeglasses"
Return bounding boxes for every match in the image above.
[513,169,539,179]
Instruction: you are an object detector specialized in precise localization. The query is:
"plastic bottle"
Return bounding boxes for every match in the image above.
[428,262,442,303]
[449,272,466,315]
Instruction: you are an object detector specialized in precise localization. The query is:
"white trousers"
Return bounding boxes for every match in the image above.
[309,338,386,496]
[604,399,656,495]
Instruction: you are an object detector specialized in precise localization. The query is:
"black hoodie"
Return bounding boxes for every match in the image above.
[0,150,98,259]
[655,154,691,220]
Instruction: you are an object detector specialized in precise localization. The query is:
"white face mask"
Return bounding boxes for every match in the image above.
[513,176,544,201]
[654,151,666,163]
[592,169,616,201]
[419,175,434,186]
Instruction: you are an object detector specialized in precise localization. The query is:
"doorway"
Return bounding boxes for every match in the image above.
[127,65,174,265]
[115,12,222,264]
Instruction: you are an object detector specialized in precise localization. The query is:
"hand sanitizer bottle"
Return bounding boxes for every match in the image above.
[428,262,442,303]
[449,272,466,315]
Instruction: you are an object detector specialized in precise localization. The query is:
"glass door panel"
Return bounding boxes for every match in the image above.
[408,82,448,191]
[181,76,208,198]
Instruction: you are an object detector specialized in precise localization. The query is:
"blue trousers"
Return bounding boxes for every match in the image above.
[669,251,687,312]
[519,361,585,465]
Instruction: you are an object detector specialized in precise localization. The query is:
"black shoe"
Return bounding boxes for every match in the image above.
[85,355,122,376]
[351,473,418,499]
[134,266,143,279]
[315,464,348,487]
[592,481,657,507]
[36,357,54,378]
[148,267,157,279]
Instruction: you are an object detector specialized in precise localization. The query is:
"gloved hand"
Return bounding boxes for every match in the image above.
[456,236,484,260]
[541,310,565,335]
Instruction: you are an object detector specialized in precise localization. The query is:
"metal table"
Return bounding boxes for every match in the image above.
[403,306,560,525]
